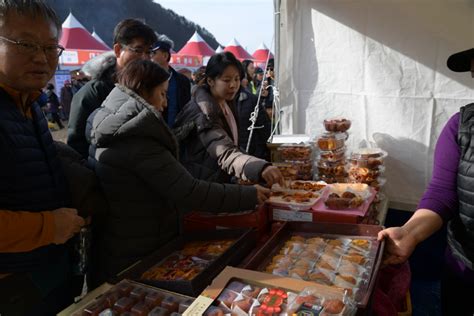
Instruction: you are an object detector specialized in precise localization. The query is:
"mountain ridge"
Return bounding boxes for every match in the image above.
[46,0,221,51]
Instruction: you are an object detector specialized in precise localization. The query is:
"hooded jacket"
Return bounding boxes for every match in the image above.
[67,52,117,158]
[174,86,270,184]
[88,85,258,281]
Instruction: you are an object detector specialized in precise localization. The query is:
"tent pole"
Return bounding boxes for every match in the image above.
[269,0,282,139]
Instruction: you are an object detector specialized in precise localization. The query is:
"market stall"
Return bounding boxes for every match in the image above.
[58,2,433,315]
[59,162,393,315]
[59,102,395,315]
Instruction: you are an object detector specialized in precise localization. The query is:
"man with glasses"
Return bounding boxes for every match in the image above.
[0,1,86,315]
[67,19,157,158]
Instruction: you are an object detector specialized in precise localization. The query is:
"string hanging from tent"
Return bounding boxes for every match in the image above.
[245,35,276,153]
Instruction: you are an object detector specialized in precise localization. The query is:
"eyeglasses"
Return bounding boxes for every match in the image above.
[124,45,153,56]
[0,36,64,57]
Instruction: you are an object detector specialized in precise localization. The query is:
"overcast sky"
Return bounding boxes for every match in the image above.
[155,0,274,53]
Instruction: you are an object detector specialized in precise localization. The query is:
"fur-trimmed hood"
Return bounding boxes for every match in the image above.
[81,51,117,81]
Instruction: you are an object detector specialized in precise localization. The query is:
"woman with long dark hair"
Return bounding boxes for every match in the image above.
[174,52,282,186]
[242,59,257,94]
[87,59,268,282]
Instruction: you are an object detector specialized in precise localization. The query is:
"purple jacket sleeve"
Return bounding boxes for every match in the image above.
[417,113,460,222]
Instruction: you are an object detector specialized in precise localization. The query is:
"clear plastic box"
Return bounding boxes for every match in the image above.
[319,146,347,162]
[317,132,347,151]
[277,143,313,161]
[317,160,348,177]
[324,118,352,133]
[348,165,385,183]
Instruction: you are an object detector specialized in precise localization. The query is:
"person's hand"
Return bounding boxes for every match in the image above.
[377,226,418,265]
[254,184,271,205]
[261,165,284,187]
[52,208,85,244]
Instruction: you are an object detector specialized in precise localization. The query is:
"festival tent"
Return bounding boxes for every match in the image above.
[171,31,215,69]
[274,0,474,210]
[59,13,110,68]
[92,28,110,49]
[252,42,274,68]
[224,38,253,60]
[215,45,224,53]
[177,31,215,56]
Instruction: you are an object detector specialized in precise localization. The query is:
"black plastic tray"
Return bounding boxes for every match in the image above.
[114,228,256,296]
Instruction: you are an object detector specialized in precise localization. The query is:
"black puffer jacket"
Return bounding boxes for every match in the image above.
[174,86,270,184]
[88,85,258,281]
[68,52,116,158]
[236,88,271,160]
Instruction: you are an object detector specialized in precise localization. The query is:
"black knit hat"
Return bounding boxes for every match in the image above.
[447,48,474,72]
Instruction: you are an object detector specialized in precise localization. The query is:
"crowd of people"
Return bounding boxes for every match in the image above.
[1,1,474,316]
[0,1,280,315]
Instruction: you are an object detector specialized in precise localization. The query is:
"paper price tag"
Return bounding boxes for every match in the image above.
[182,295,214,315]
[272,208,313,222]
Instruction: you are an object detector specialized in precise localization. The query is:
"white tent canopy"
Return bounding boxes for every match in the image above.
[276,0,474,210]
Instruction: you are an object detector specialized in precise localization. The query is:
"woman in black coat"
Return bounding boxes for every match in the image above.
[88,60,269,282]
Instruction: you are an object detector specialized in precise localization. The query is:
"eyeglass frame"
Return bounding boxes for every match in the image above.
[0,35,65,57]
[122,44,154,57]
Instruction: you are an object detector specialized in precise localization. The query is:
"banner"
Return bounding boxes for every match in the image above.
[59,49,108,66]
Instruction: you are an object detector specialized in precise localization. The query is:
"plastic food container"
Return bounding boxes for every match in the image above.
[318,174,348,184]
[317,132,347,151]
[75,280,194,316]
[349,177,386,192]
[291,160,313,180]
[317,160,347,177]
[351,148,387,158]
[287,286,356,315]
[203,280,300,315]
[267,188,322,210]
[287,180,327,192]
[319,146,347,162]
[242,221,385,308]
[323,183,372,210]
[324,118,352,133]
[278,143,312,161]
[348,166,385,183]
[274,163,298,180]
[350,148,387,169]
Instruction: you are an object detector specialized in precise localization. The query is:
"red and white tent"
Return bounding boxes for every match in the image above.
[59,13,110,68]
[224,38,253,60]
[177,31,215,56]
[252,42,274,68]
[215,45,224,53]
[170,31,215,69]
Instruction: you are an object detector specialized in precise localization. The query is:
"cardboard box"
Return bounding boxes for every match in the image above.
[183,266,353,315]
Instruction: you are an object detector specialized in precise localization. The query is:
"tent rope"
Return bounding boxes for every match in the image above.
[245,35,275,153]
